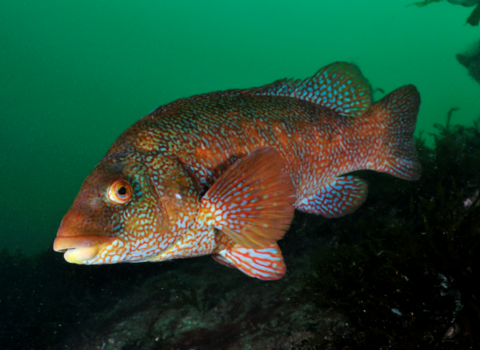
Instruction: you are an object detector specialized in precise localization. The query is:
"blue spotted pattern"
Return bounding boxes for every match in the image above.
[297,175,368,218]
[250,62,371,117]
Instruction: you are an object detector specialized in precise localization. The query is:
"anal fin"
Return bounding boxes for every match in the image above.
[212,254,236,269]
[213,243,286,280]
[296,175,368,218]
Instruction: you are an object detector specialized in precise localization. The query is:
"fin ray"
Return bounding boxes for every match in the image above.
[214,243,286,280]
[248,62,371,117]
[296,175,368,218]
[373,85,421,180]
[197,147,296,249]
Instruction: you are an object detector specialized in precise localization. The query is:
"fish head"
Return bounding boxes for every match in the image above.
[53,152,199,264]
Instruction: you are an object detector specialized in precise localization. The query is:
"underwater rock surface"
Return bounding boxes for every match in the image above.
[53,252,341,350]
[1,215,345,350]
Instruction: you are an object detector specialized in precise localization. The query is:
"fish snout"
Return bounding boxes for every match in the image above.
[54,234,116,264]
[54,213,115,264]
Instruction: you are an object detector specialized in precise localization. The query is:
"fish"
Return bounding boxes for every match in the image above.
[53,62,421,280]
[457,41,480,84]
[447,0,478,7]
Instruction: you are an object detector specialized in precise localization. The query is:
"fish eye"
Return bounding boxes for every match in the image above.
[108,180,132,204]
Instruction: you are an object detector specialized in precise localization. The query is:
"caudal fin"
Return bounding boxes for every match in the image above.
[374,85,421,180]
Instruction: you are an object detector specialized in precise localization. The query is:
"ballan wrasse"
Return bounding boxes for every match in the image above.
[53,62,421,280]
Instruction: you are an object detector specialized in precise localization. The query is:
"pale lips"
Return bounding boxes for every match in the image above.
[63,246,100,264]
[53,235,115,264]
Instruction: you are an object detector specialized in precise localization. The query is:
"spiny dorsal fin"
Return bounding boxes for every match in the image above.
[248,62,372,117]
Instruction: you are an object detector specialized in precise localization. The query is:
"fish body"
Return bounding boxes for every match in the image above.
[54,62,421,280]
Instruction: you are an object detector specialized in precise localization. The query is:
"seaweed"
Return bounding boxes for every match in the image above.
[419,181,480,344]
[445,107,459,129]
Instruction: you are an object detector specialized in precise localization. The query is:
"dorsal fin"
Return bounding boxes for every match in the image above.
[248,62,372,117]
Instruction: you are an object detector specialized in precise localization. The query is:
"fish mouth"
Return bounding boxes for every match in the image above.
[53,235,115,264]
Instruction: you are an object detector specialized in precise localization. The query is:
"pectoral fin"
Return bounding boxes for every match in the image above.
[196,147,296,249]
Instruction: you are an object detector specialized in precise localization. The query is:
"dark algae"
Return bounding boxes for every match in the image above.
[446,107,460,129]
[3,119,480,349]
[293,120,480,349]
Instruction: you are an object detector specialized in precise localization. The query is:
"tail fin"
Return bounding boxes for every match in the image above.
[373,85,421,180]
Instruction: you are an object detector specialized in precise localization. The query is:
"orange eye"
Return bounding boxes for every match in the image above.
[108,180,132,204]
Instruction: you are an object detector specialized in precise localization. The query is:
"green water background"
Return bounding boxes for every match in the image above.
[1,0,479,255]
